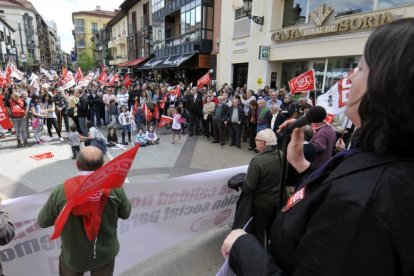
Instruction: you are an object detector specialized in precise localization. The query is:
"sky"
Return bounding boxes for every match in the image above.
[29,0,123,53]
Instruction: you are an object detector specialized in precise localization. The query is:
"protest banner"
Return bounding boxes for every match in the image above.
[1,166,245,275]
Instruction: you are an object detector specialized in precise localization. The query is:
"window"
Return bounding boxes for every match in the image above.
[91,23,98,33]
[74,19,84,33]
[152,0,164,13]
[282,0,376,28]
[378,0,413,9]
[235,8,247,20]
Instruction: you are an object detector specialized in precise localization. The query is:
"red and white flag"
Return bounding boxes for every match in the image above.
[142,102,152,121]
[0,94,13,129]
[122,74,132,87]
[50,145,140,240]
[317,71,353,126]
[9,64,24,81]
[169,85,181,98]
[159,93,168,110]
[60,71,76,90]
[157,115,173,128]
[197,72,210,89]
[288,69,316,94]
[40,67,53,80]
[97,70,108,86]
[77,73,94,88]
[108,73,120,86]
[75,67,84,83]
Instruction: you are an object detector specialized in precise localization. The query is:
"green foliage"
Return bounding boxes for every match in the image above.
[77,50,96,72]
[23,53,34,70]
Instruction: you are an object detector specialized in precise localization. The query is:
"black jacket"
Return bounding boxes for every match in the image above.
[225,105,245,125]
[271,112,287,145]
[53,95,68,113]
[230,151,414,275]
[186,92,203,114]
[77,94,89,117]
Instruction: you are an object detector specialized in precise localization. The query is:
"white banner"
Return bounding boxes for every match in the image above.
[1,166,246,275]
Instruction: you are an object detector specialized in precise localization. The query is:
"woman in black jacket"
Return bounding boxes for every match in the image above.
[222,19,414,276]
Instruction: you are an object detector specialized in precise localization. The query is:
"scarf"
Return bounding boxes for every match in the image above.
[259,106,269,120]
[64,174,110,241]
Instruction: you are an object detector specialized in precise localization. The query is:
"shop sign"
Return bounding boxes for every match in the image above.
[272,4,393,43]
[258,46,270,60]
[257,77,263,86]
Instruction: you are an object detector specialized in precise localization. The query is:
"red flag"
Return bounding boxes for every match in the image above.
[159,93,168,110]
[123,74,132,87]
[75,67,83,83]
[0,94,13,129]
[197,72,211,88]
[169,85,181,98]
[157,115,173,128]
[5,63,12,84]
[50,145,140,240]
[288,69,316,94]
[108,73,120,86]
[97,70,108,86]
[30,152,54,160]
[141,102,152,121]
[153,104,160,120]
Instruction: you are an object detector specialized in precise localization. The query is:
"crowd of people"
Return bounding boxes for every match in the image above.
[1,71,344,161]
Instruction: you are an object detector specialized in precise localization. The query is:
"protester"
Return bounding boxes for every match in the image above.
[202,95,215,140]
[68,89,82,134]
[145,125,159,145]
[221,19,414,275]
[38,146,131,276]
[270,104,286,146]
[211,96,229,146]
[30,94,46,144]
[118,105,133,145]
[225,98,245,149]
[247,100,258,152]
[53,88,70,133]
[256,98,272,133]
[135,128,148,147]
[186,86,203,136]
[85,121,107,154]
[77,89,89,136]
[0,198,15,275]
[7,93,29,147]
[310,120,337,168]
[41,92,64,142]
[106,126,118,147]
[68,124,81,159]
[171,107,182,144]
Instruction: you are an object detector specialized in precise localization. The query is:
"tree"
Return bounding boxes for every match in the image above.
[23,53,34,70]
[77,50,96,72]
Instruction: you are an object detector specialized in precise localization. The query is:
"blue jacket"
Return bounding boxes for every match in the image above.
[225,105,245,124]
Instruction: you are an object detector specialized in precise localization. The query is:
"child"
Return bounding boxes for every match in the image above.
[68,124,80,159]
[135,129,147,147]
[107,126,118,147]
[108,99,119,128]
[118,105,133,145]
[171,108,182,144]
[145,125,160,145]
[133,102,144,132]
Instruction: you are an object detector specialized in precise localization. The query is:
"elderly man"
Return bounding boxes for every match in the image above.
[186,86,203,136]
[212,96,229,146]
[54,88,70,132]
[266,90,282,109]
[38,146,131,276]
[225,98,245,149]
[242,129,281,247]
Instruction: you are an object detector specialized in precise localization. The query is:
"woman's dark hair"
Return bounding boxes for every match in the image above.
[41,93,53,103]
[359,19,414,156]
[250,100,258,108]
[86,121,93,129]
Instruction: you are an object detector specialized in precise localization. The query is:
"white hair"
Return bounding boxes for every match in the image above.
[256,128,277,145]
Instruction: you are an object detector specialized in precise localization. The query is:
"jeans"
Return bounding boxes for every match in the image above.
[71,145,80,158]
[11,117,27,141]
[33,122,43,142]
[104,109,110,125]
[89,108,101,126]
[78,116,88,136]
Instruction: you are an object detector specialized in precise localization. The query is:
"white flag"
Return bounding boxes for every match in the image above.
[40,67,53,80]
[29,73,38,87]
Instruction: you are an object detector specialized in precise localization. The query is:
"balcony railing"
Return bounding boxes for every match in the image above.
[116,55,127,59]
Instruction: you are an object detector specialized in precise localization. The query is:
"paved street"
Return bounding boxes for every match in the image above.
[0,127,255,275]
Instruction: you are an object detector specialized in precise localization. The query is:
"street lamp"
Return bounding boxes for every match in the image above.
[243,0,264,26]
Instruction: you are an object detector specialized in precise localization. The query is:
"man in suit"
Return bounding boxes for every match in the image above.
[270,104,286,146]
[185,86,203,136]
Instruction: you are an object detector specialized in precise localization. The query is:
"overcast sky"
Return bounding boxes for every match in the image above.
[29,0,123,53]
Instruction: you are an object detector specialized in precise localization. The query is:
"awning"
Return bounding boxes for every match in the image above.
[139,57,166,70]
[117,57,147,67]
[154,53,195,69]
[118,60,130,67]
[128,57,147,67]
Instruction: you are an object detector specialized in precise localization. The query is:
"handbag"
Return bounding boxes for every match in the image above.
[31,117,40,128]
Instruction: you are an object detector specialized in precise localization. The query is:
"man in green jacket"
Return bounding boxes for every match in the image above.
[38,146,131,276]
[242,128,281,248]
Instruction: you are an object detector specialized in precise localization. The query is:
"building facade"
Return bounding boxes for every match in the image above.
[107,10,128,67]
[138,0,215,83]
[217,0,414,94]
[91,26,111,67]
[72,6,115,60]
[0,16,16,68]
[0,0,40,67]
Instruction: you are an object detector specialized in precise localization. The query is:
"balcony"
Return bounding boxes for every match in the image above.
[153,0,193,22]
[74,27,85,34]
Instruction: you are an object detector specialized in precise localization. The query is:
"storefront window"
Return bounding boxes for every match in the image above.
[378,0,413,9]
[310,0,374,17]
[283,0,307,27]
[281,57,359,96]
